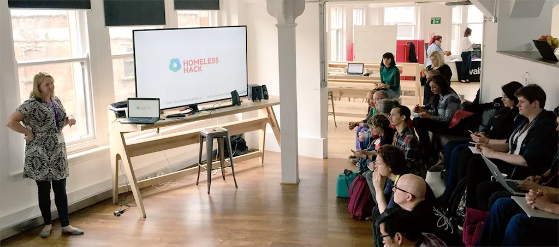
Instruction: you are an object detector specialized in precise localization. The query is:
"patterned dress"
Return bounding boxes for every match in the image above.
[17,97,69,181]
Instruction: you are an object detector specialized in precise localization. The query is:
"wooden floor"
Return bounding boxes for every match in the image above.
[1,82,477,247]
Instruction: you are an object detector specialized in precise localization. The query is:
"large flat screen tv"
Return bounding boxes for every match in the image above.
[133,26,248,110]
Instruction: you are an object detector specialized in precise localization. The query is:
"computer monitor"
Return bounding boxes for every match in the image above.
[127,98,160,118]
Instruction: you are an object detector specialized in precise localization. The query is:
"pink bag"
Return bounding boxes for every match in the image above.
[463,207,489,247]
[348,175,374,220]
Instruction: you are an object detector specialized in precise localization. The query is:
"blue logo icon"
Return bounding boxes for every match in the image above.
[169,58,181,72]
[137,106,140,109]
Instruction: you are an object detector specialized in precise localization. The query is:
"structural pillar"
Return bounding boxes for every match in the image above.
[267,0,305,184]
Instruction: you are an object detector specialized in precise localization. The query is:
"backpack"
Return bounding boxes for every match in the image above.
[445,178,468,233]
[336,169,358,198]
[224,134,248,157]
[348,174,374,220]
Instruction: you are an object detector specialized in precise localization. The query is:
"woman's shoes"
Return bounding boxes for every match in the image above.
[61,225,84,235]
[39,225,52,238]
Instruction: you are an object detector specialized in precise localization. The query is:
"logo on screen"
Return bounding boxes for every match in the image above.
[169,58,181,72]
[136,106,151,110]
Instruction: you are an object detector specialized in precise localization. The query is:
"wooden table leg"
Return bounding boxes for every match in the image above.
[266,106,281,147]
[119,133,146,218]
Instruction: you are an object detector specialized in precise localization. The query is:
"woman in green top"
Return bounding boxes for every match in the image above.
[377,52,400,99]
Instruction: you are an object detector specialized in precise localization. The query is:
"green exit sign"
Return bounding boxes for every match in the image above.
[431,17,441,24]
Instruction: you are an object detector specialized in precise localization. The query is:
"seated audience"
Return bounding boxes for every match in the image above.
[388,174,459,246]
[476,189,559,246]
[473,104,559,211]
[376,52,400,99]
[353,114,396,172]
[377,207,448,247]
[388,105,422,176]
[465,85,558,210]
[356,99,401,150]
[349,90,388,152]
[413,75,461,164]
[421,51,453,105]
[438,81,524,205]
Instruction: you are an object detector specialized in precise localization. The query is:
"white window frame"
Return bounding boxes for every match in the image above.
[353,8,365,26]
[383,6,417,40]
[329,5,345,61]
[450,5,484,58]
[176,10,219,28]
[11,10,97,153]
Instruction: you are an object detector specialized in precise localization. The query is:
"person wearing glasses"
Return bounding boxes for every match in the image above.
[391,174,459,246]
[6,72,84,238]
[377,207,448,247]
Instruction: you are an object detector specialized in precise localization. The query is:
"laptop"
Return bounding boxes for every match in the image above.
[481,155,526,196]
[512,196,559,219]
[533,40,559,62]
[347,63,364,75]
[120,98,160,124]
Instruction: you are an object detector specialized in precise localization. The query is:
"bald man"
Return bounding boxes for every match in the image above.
[393,174,459,246]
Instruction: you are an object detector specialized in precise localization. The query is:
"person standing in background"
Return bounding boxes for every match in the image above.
[6,72,84,238]
[425,35,451,68]
[460,28,475,83]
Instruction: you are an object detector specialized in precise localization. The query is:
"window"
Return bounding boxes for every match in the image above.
[353,8,364,26]
[109,11,217,102]
[330,6,344,61]
[109,26,163,102]
[384,7,416,40]
[177,10,218,28]
[10,9,94,148]
[451,6,463,55]
[451,5,484,56]
[467,5,484,46]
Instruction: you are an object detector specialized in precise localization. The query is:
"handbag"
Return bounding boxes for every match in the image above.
[448,110,474,129]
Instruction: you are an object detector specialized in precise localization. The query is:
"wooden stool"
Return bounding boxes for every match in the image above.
[196,127,238,194]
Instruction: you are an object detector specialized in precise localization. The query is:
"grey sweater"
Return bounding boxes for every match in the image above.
[425,93,461,123]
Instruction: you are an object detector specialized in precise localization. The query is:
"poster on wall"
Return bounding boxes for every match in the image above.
[354,25,397,62]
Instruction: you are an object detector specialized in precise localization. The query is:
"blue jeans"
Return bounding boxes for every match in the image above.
[477,198,559,246]
[36,179,70,227]
[443,142,469,191]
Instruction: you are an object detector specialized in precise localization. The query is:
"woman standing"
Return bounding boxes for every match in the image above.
[377,52,400,99]
[420,51,453,105]
[460,28,475,83]
[6,72,84,238]
[425,35,451,68]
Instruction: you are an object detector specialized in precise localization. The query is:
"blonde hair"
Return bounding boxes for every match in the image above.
[429,51,445,67]
[30,72,54,100]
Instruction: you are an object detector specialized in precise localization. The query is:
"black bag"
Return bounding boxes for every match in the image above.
[445,178,468,233]
[224,134,248,157]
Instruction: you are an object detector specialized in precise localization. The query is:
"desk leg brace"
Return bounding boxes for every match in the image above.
[118,133,147,218]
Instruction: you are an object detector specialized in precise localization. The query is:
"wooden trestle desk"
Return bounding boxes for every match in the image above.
[108,96,281,218]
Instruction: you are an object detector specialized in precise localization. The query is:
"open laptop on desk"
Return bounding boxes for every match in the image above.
[120,98,160,124]
[481,155,526,196]
[347,63,364,76]
[533,40,559,62]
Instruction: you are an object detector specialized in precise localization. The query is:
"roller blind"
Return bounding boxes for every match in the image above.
[8,0,91,9]
[174,0,219,10]
[104,0,165,26]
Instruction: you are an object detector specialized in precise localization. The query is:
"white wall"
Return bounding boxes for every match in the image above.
[497,0,553,51]
[479,0,559,109]
[552,3,559,42]
[418,2,452,51]
[242,1,326,158]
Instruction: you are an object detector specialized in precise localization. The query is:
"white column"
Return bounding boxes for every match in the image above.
[267,0,305,184]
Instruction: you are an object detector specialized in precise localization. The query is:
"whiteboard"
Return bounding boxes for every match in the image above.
[354,25,397,63]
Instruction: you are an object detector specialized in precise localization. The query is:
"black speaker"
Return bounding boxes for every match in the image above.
[231,90,241,106]
[248,84,263,102]
[261,84,269,100]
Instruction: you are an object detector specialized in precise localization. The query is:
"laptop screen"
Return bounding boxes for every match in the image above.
[128,98,160,118]
[347,63,364,74]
